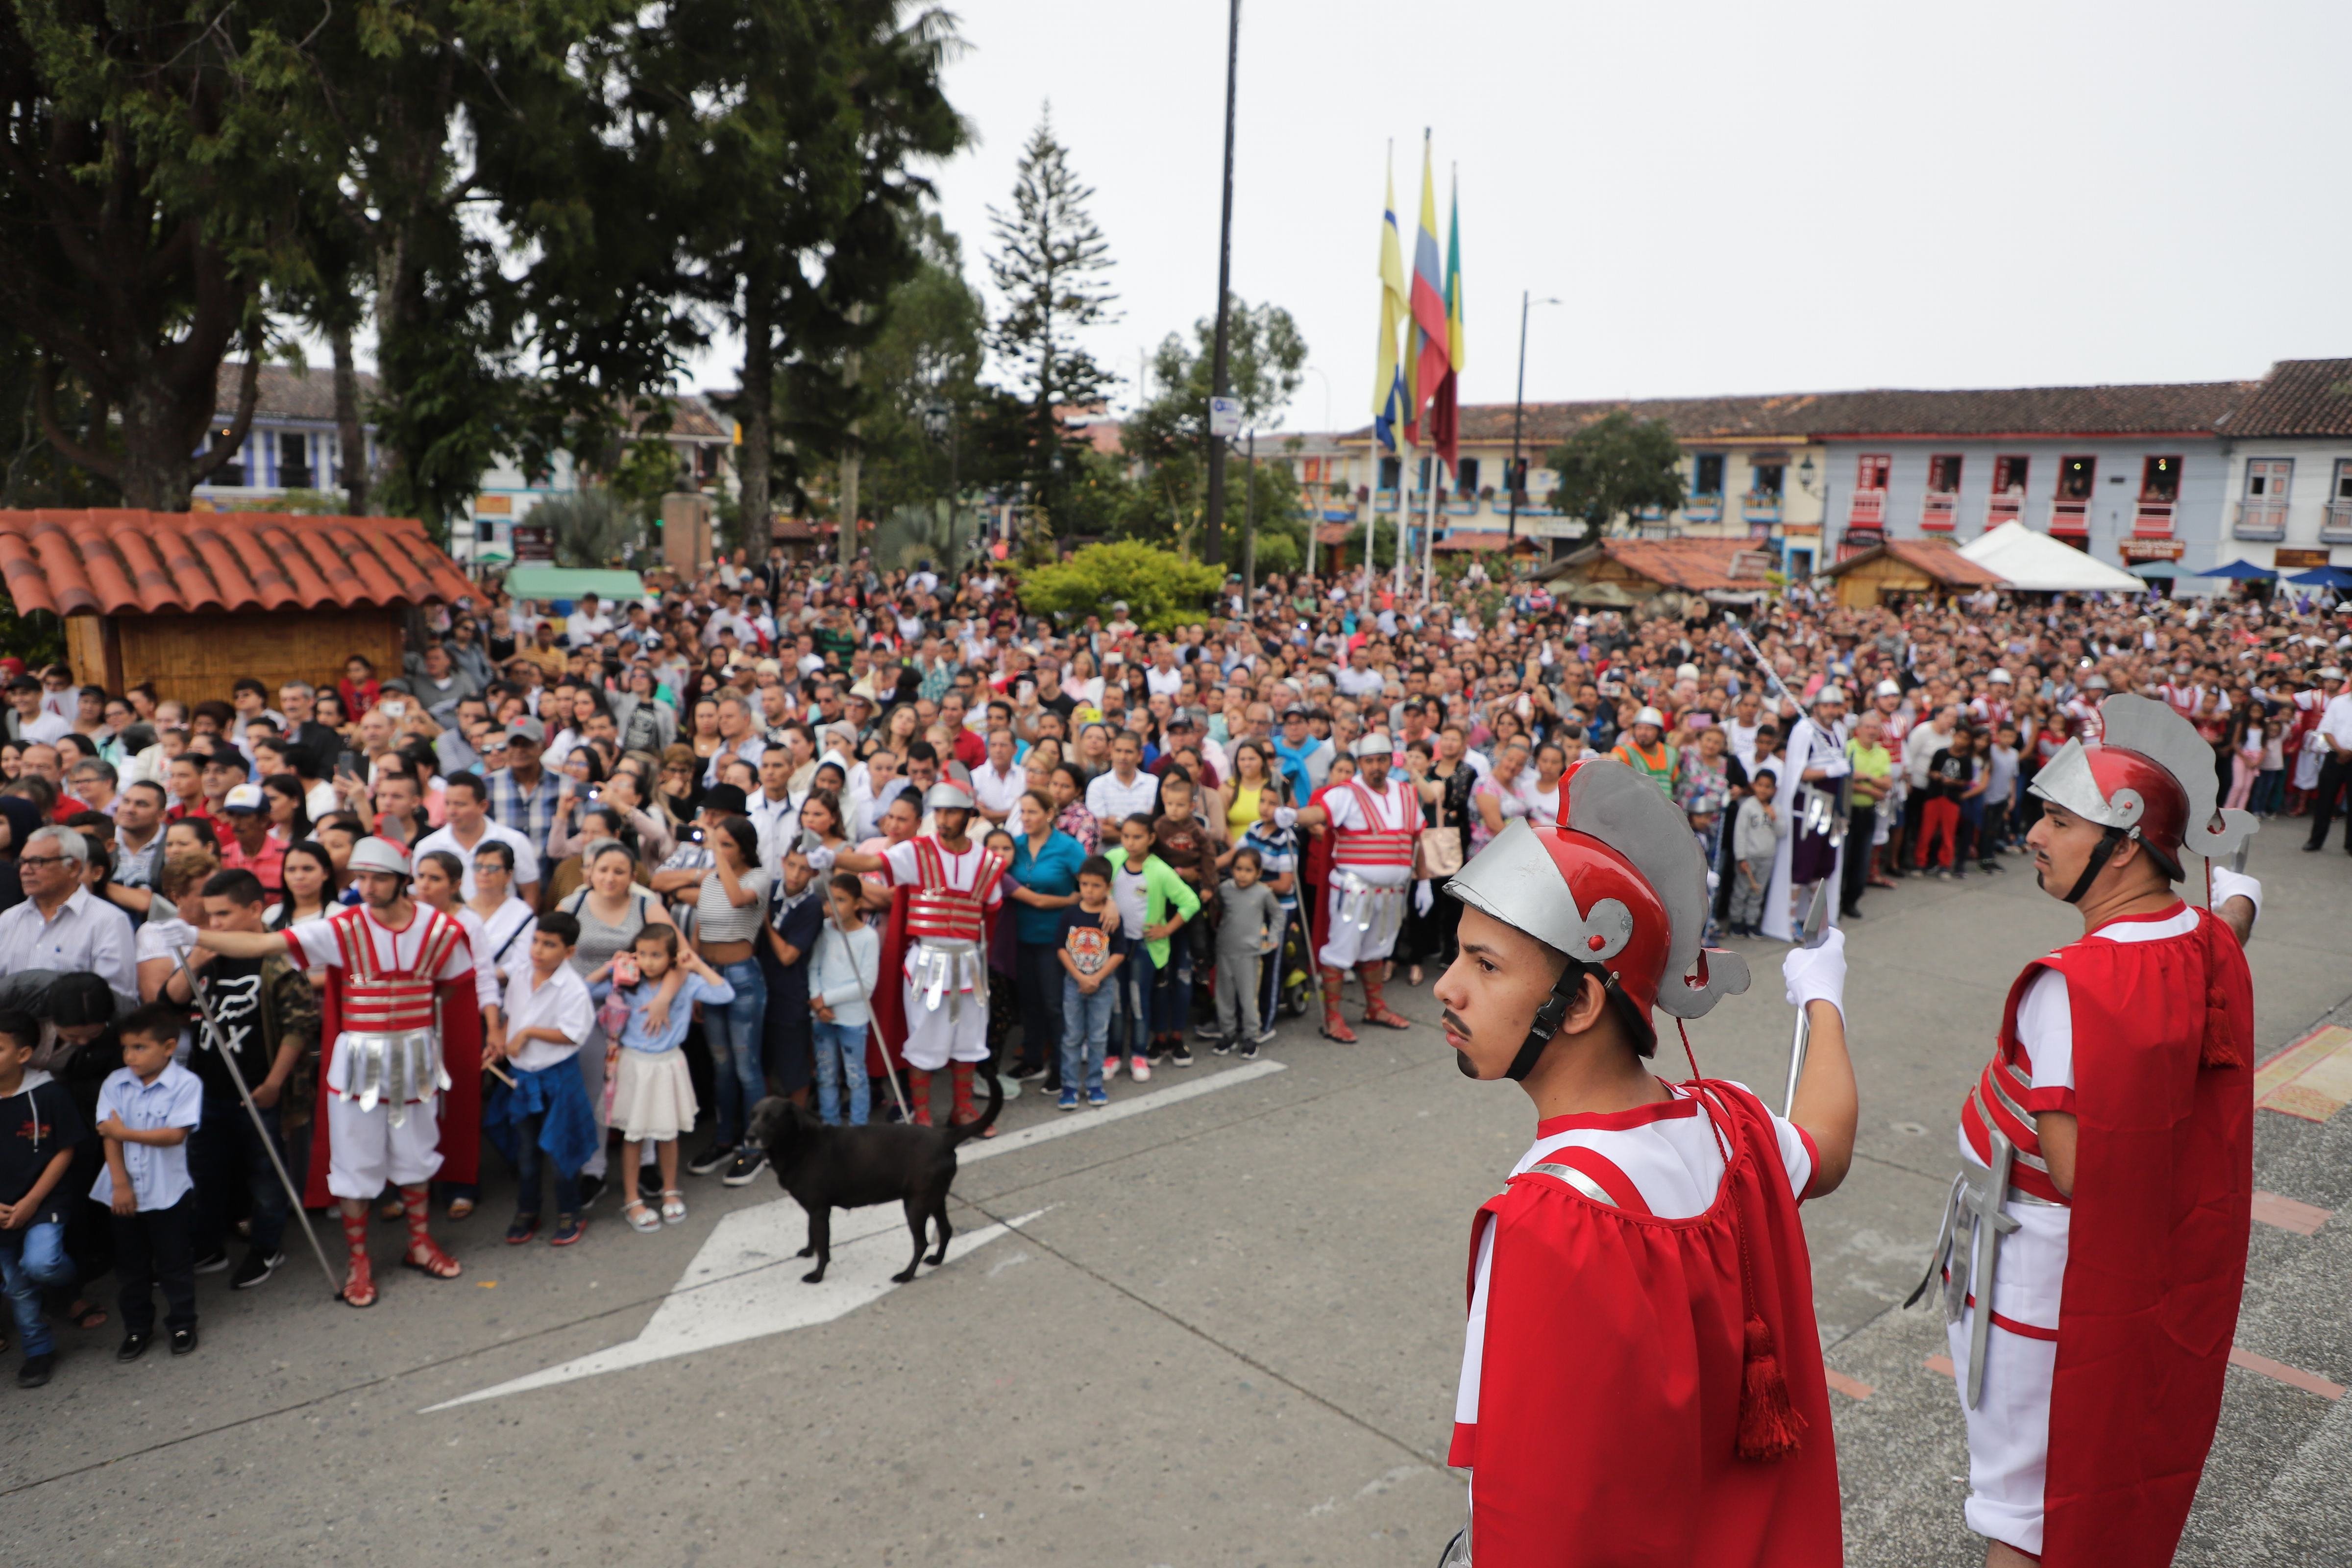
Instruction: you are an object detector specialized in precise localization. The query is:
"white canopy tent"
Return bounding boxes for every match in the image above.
[1957,521,2146,594]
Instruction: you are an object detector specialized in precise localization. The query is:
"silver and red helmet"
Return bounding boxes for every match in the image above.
[2028,692,2255,886]
[346,836,412,880]
[1446,758,1747,1064]
[924,781,976,813]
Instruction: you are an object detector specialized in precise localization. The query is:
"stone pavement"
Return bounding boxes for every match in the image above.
[3,829,2346,1565]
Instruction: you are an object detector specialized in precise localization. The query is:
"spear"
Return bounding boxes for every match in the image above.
[172,946,343,1299]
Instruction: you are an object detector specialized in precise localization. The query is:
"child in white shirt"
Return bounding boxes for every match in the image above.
[94,1005,204,1357]
[487,912,596,1247]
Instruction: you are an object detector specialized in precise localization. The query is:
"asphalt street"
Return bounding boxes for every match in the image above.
[4,827,2347,1566]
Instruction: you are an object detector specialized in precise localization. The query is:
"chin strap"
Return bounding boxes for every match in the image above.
[2062,825,2131,905]
[1507,965,1612,1081]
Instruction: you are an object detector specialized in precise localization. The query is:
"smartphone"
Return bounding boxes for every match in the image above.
[587,784,601,800]
[689,827,706,845]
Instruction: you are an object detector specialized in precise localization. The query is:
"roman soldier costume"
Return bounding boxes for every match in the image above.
[870,783,1006,1127]
[1438,760,1840,1567]
[1912,693,2259,1564]
[1311,734,1420,1042]
[281,837,484,1307]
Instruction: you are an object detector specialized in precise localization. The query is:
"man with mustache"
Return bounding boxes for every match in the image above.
[1429,758,1857,1567]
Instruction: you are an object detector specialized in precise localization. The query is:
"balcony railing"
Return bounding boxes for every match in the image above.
[1921,493,1958,531]
[2132,501,2175,539]
[2235,500,2288,540]
[1374,488,1399,513]
[1684,492,1724,524]
[2323,502,2352,543]
[1987,491,2024,528]
[1742,492,1782,524]
[1848,489,1887,526]
[2049,499,2091,536]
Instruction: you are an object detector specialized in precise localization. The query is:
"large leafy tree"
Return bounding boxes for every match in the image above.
[647,0,965,557]
[1545,411,1688,542]
[1119,298,1306,563]
[986,111,1117,542]
[0,1,322,509]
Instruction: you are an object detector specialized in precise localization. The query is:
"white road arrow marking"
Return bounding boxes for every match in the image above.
[422,1059,1286,1409]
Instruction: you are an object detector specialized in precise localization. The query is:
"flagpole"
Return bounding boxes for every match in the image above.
[1424,453,1439,603]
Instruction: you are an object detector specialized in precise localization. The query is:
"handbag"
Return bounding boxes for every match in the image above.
[1412,825,1463,881]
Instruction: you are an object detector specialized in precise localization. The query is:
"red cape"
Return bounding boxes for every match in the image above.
[1453,1081,1841,1568]
[301,962,486,1207]
[2031,905,2253,1567]
[865,883,915,1078]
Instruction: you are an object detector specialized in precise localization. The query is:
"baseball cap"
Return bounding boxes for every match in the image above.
[222,783,267,814]
[506,715,547,745]
[702,783,749,816]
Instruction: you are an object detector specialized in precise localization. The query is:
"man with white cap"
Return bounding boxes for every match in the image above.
[1914,694,2260,1568]
[1607,706,1676,797]
[196,835,483,1307]
[1431,758,1857,1565]
[1760,685,1851,941]
[838,782,1006,1127]
[1288,734,1440,1042]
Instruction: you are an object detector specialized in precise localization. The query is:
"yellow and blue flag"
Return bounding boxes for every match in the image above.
[1372,156,1409,453]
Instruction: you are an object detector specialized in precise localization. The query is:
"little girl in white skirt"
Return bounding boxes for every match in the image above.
[596,926,736,1233]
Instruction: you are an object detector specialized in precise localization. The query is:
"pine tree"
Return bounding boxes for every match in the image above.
[986,110,1118,543]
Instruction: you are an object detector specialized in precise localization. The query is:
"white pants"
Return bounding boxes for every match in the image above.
[1947,1315,2056,1557]
[900,981,989,1071]
[1317,877,1405,969]
[323,1093,444,1199]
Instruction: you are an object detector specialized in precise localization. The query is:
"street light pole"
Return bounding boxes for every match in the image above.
[1506,293,1560,545]
[1201,0,1242,570]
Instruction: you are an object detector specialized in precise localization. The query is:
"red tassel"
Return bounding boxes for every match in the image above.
[2198,921,2244,1069]
[1736,1313,1807,1462]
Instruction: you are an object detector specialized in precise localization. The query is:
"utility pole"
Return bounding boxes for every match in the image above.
[1240,427,1258,602]
[837,307,864,574]
[1201,0,1242,570]
[1507,293,1559,543]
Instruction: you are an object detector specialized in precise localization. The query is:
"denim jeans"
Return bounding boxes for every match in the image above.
[1110,936,1154,1059]
[811,1020,871,1127]
[0,1219,74,1358]
[193,1092,288,1259]
[513,1112,584,1219]
[704,956,769,1147]
[1061,976,1115,1095]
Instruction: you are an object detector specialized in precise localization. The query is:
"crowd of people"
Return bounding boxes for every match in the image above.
[0,539,2346,1389]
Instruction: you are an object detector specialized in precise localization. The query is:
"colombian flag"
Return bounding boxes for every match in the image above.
[1430,172,1465,472]
[1372,158,1410,453]
[1403,136,1450,448]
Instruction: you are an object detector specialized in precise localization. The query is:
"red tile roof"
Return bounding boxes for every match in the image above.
[1557,537,1772,592]
[1822,537,2006,587]
[0,510,475,618]
[2215,359,2352,438]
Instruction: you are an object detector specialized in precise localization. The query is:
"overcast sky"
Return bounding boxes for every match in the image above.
[683,0,2352,432]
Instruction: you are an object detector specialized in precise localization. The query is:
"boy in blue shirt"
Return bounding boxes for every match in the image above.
[93,1004,204,1360]
[1237,782,1300,1045]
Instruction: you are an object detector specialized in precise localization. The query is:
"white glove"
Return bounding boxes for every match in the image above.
[1781,926,1848,1022]
[2210,866,2261,926]
[1414,881,1434,915]
[1274,806,1298,830]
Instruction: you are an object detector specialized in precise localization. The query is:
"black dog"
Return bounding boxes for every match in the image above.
[747,1066,1004,1285]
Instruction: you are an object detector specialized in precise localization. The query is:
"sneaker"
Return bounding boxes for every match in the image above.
[575,1173,606,1208]
[688,1144,737,1177]
[1238,1038,1259,1060]
[17,1352,53,1389]
[1212,1037,1235,1056]
[1101,1055,1120,1081]
[169,1326,198,1356]
[1128,1055,1152,1083]
[116,1331,151,1363]
[722,1148,769,1187]
[1010,1061,1050,1082]
[229,1249,284,1291]
[549,1214,587,1247]
[1087,1087,1109,1108]
[191,1250,230,1276]
[1194,1022,1223,1039]
[1169,1045,1194,1068]
[1255,1023,1277,1045]
[1058,1089,1079,1112]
